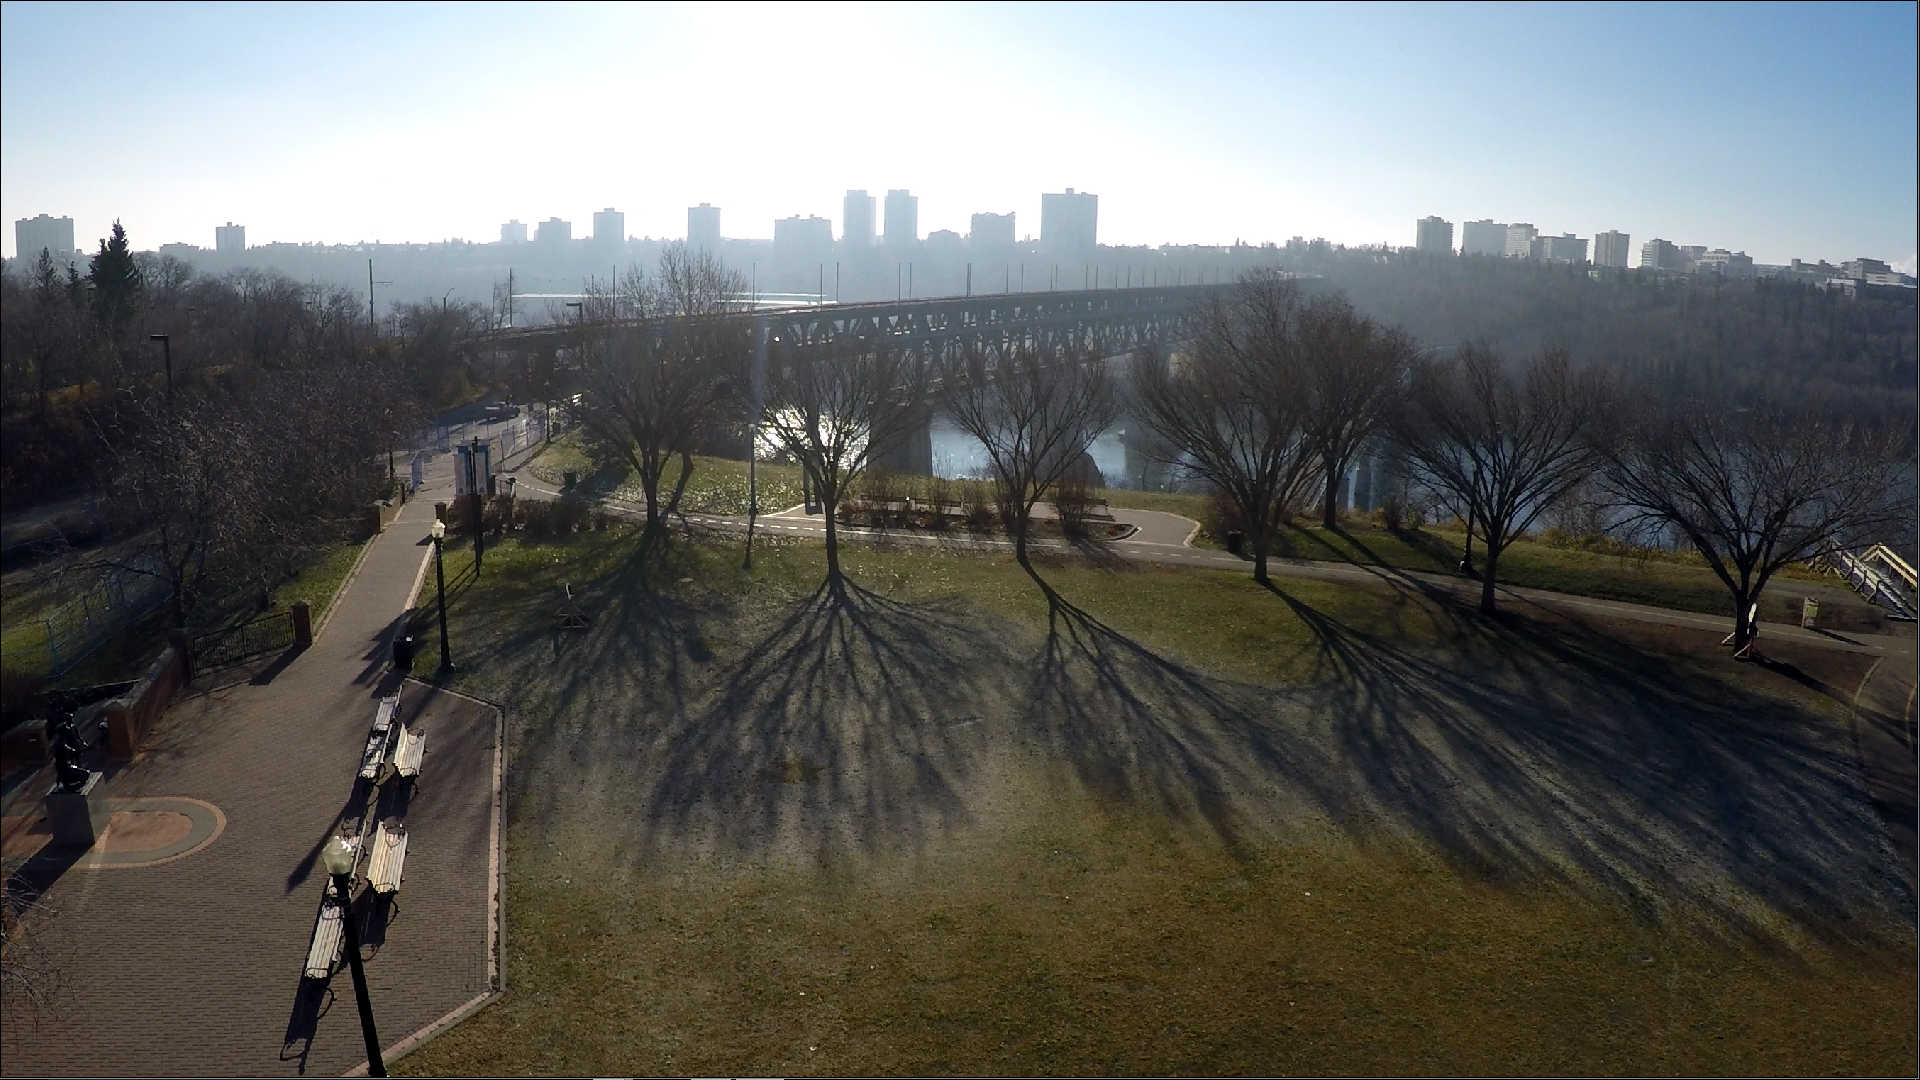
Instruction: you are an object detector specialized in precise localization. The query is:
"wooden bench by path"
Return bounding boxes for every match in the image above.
[393,724,427,779]
[358,694,400,781]
[366,820,410,896]
[304,894,346,980]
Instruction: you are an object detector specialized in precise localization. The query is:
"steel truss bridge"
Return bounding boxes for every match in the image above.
[467,283,1234,366]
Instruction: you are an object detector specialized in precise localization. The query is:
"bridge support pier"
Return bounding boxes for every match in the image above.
[873,403,934,477]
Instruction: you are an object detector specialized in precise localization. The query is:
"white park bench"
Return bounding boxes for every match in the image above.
[358,694,400,781]
[366,820,410,896]
[392,724,427,779]
[304,894,346,980]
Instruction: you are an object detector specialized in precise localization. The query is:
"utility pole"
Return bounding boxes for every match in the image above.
[834,261,840,303]
[965,262,971,297]
[368,259,375,336]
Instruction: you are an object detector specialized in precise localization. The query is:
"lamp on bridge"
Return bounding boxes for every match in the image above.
[320,835,386,1077]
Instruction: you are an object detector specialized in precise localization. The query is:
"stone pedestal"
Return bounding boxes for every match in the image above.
[46,771,110,847]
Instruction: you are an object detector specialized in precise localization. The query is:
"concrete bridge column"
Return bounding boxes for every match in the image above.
[873,402,934,477]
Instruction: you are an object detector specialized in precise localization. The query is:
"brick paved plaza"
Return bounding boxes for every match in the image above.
[2,453,501,1076]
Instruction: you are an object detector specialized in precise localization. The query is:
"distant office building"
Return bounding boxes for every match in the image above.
[842,190,875,249]
[1041,187,1099,259]
[773,214,834,270]
[215,222,246,254]
[1534,233,1587,263]
[1415,215,1453,255]
[1843,257,1891,279]
[14,213,75,261]
[1640,238,1683,271]
[1695,248,1755,277]
[925,229,964,258]
[1459,219,1506,257]
[687,203,721,253]
[884,189,918,251]
[1593,230,1631,268]
[592,208,625,248]
[158,242,202,260]
[1504,222,1539,258]
[536,217,571,245]
[969,211,1015,251]
[500,219,528,244]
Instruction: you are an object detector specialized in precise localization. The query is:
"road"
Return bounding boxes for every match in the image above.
[492,460,1915,660]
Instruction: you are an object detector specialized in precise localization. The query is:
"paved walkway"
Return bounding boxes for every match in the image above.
[2,449,500,1077]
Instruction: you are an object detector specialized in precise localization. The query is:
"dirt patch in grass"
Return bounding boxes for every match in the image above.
[398,531,1917,1077]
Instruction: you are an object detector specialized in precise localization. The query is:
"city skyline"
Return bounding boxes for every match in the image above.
[2,2,1914,270]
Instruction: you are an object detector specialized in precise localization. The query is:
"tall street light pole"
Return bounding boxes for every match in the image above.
[320,836,386,1077]
[429,519,451,671]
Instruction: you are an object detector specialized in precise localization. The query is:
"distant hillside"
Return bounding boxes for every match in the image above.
[1295,254,1917,414]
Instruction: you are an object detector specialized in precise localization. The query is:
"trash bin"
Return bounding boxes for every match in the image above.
[1226,529,1245,556]
[563,470,577,489]
[391,633,415,675]
[1801,597,1819,629]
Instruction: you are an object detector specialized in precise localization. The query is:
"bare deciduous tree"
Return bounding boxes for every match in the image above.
[760,336,929,588]
[575,243,750,545]
[1596,391,1913,650]
[1296,294,1416,528]
[1393,344,1608,614]
[941,343,1118,573]
[1130,272,1320,584]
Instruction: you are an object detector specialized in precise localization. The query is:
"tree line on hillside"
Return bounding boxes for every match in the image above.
[0,224,513,631]
[562,251,1913,653]
[0,225,510,511]
[1287,250,1918,421]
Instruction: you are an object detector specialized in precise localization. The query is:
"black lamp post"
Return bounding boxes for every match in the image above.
[320,836,386,1077]
[430,518,452,671]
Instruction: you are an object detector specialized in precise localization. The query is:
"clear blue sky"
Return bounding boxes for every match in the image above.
[3,1,1914,269]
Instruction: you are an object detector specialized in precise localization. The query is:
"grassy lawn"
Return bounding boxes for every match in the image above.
[264,539,364,629]
[1267,519,1890,632]
[398,528,1915,1077]
[0,536,364,684]
[526,432,807,515]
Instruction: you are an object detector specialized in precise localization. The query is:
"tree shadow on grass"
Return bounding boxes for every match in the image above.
[633,573,1009,865]
[1255,578,1915,958]
[454,534,723,833]
[1017,571,1349,863]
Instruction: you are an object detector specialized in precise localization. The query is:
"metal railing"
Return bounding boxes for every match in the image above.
[34,560,170,678]
[1818,544,1918,621]
[191,610,296,671]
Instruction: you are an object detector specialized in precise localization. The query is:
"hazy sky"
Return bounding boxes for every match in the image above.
[3,1,1914,268]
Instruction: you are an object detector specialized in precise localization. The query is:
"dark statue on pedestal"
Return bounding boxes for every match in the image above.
[51,712,93,791]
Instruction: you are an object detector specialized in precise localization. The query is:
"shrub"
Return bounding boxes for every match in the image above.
[924,474,953,515]
[482,495,512,539]
[1054,479,1099,538]
[553,494,591,535]
[1205,489,1247,540]
[520,499,554,540]
[1379,496,1408,534]
[961,479,995,533]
